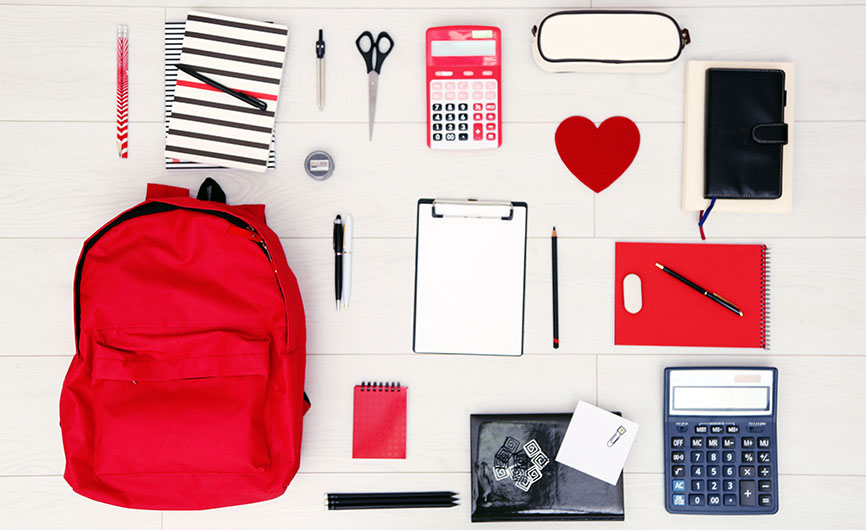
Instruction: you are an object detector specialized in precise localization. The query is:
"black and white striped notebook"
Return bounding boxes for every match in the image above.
[165,12,288,172]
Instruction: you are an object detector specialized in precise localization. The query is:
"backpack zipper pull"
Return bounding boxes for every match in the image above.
[227,225,272,261]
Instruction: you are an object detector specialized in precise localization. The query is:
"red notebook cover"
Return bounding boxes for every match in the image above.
[352,382,407,459]
[615,242,767,348]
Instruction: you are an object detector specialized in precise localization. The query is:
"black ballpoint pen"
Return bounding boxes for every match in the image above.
[175,63,268,111]
[551,227,559,349]
[333,215,343,311]
[655,262,743,316]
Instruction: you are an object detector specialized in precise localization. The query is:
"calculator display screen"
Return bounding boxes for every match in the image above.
[673,386,769,412]
[431,40,496,57]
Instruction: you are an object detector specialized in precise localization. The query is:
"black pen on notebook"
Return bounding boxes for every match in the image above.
[551,227,559,349]
[175,64,268,111]
[655,262,743,316]
[333,215,343,311]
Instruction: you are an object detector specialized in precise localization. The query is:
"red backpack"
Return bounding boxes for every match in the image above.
[60,179,309,510]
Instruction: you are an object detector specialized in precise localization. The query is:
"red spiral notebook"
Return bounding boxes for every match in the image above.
[353,382,407,459]
[615,242,768,348]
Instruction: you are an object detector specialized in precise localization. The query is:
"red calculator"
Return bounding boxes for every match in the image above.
[426,26,501,150]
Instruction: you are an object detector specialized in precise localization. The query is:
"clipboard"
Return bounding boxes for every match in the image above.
[413,199,528,356]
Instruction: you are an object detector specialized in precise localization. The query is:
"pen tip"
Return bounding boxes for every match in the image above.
[655,262,664,269]
[336,301,340,311]
[738,310,744,317]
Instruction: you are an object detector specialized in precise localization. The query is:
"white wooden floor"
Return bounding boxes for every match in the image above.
[2,0,866,528]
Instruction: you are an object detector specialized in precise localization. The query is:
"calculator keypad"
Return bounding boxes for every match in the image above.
[667,422,776,514]
[430,79,498,149]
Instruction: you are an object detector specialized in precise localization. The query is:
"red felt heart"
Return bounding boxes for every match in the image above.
[555,116,640,193]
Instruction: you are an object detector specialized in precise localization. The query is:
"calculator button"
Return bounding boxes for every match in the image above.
[709,494,722,507]
[672,494,686,506]
[485,81,496,89]
[707,465,720,477]
[473,113,483,121]
[677,424,688,433]
[473,91,483,100]
[691,480,704,492]
[432,133,442,141]
[458,92,468,100]
[485,91,496,100]
[458,103,468,111]
[739,480,756,506]
[486,113,496,121]
[758,465,772,478]
[445,133,455,141]
[473,103,483,111]
[486,123,496,131]
[458,133,468,141]
[759,494,772,507]
[432,123,442,131]
[458,81,469,90]
[458,113,468,121]
[724,494,737,506]
[432,92,443,100]
[710,425,724,434]
[740,466,755,478]
[690,437,703,449]
[708,480,720,492]
[486,103,496,111]
[472,81,483,90]
[445,123,455,131]
[758,479,772,492]
[707,451,719,463]
[689,494,704,506]
[432,113,442,121]
[758,437,771,448]
[458,123,468,131]
[723,437,736,449]
[723,451,735,463]
[432,103,442,112]
[482,70,493,76]
[724,466,735,477]
[748,424,765,433]
[706,437,719,449]
[723,479,736,491]
[672,451,685,463]
[445,92,455,100]
[432,82,443,90]
[486,133,496,141]
[742,452,755,464]
[445,103,455,111]
[672,465,685,478]
[445,114,455,121]
[445,82,455,90]
[695,425,708,434]
[671,437,684,449]
[742,438,755,449]
[726,425,740,434]
[691,452,703,463]
[758,452,771,463]
[672,479,686,492]
[473,125,483,141]
[691,465,703,477]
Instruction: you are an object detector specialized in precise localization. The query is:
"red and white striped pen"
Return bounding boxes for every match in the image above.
[116,25,129,158]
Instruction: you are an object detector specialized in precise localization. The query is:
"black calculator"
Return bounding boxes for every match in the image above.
[664,367,778,515]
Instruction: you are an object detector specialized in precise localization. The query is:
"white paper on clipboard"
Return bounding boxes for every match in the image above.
[413,199,527,356]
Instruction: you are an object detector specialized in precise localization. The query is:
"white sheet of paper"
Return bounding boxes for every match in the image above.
[555,401,639,486]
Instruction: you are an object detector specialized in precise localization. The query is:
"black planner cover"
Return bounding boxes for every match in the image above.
[704,68,788,200]
[470,414,625,522]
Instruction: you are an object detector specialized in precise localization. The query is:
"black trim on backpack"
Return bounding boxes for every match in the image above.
[196,178,227,203]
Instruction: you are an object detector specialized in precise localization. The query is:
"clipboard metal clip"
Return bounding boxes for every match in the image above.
[431,199,514,221]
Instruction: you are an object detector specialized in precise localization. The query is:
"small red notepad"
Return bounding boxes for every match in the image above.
[353,382,407,459]
[615,242,768,348]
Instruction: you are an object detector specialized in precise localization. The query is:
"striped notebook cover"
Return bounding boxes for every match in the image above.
[165,12,287,172]
[165,21,276,170]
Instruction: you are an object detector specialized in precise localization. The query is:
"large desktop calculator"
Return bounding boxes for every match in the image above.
[426,26,501,150]
[664,367,778,515]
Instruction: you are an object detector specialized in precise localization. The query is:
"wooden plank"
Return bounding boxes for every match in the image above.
[598,355,866,476]
[2,237,866,356]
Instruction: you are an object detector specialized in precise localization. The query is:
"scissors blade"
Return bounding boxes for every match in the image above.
[367,71,378,141]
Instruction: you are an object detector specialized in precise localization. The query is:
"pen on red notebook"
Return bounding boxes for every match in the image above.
[551,227,559,349]
[116,25,129,158]
[655,262,743,316]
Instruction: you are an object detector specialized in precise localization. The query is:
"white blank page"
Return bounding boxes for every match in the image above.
[413,200,527,356]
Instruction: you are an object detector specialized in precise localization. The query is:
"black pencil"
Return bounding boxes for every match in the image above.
[328,495,456,504]
[328,491,456,500]
[328,501,458,511]
[551,227,559,349]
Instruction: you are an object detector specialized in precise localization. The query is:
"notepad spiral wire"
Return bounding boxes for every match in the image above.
[359,381,402,392]
[760,245,769,350]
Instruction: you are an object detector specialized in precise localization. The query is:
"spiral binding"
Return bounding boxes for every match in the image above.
[760,245,769,349]
[359,381,402,392]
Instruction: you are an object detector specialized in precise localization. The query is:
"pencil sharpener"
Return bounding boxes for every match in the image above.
[305,150,334,180]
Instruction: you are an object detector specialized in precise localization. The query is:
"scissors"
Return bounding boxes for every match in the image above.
[356,31,394,141]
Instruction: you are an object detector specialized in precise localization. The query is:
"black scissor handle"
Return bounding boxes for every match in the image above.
[356,31,375,73]
[372,31,393,74]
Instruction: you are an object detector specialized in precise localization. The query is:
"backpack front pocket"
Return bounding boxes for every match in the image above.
[89,328,272,476]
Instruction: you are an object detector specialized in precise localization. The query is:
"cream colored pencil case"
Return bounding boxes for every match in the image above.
[531,10,691,73]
